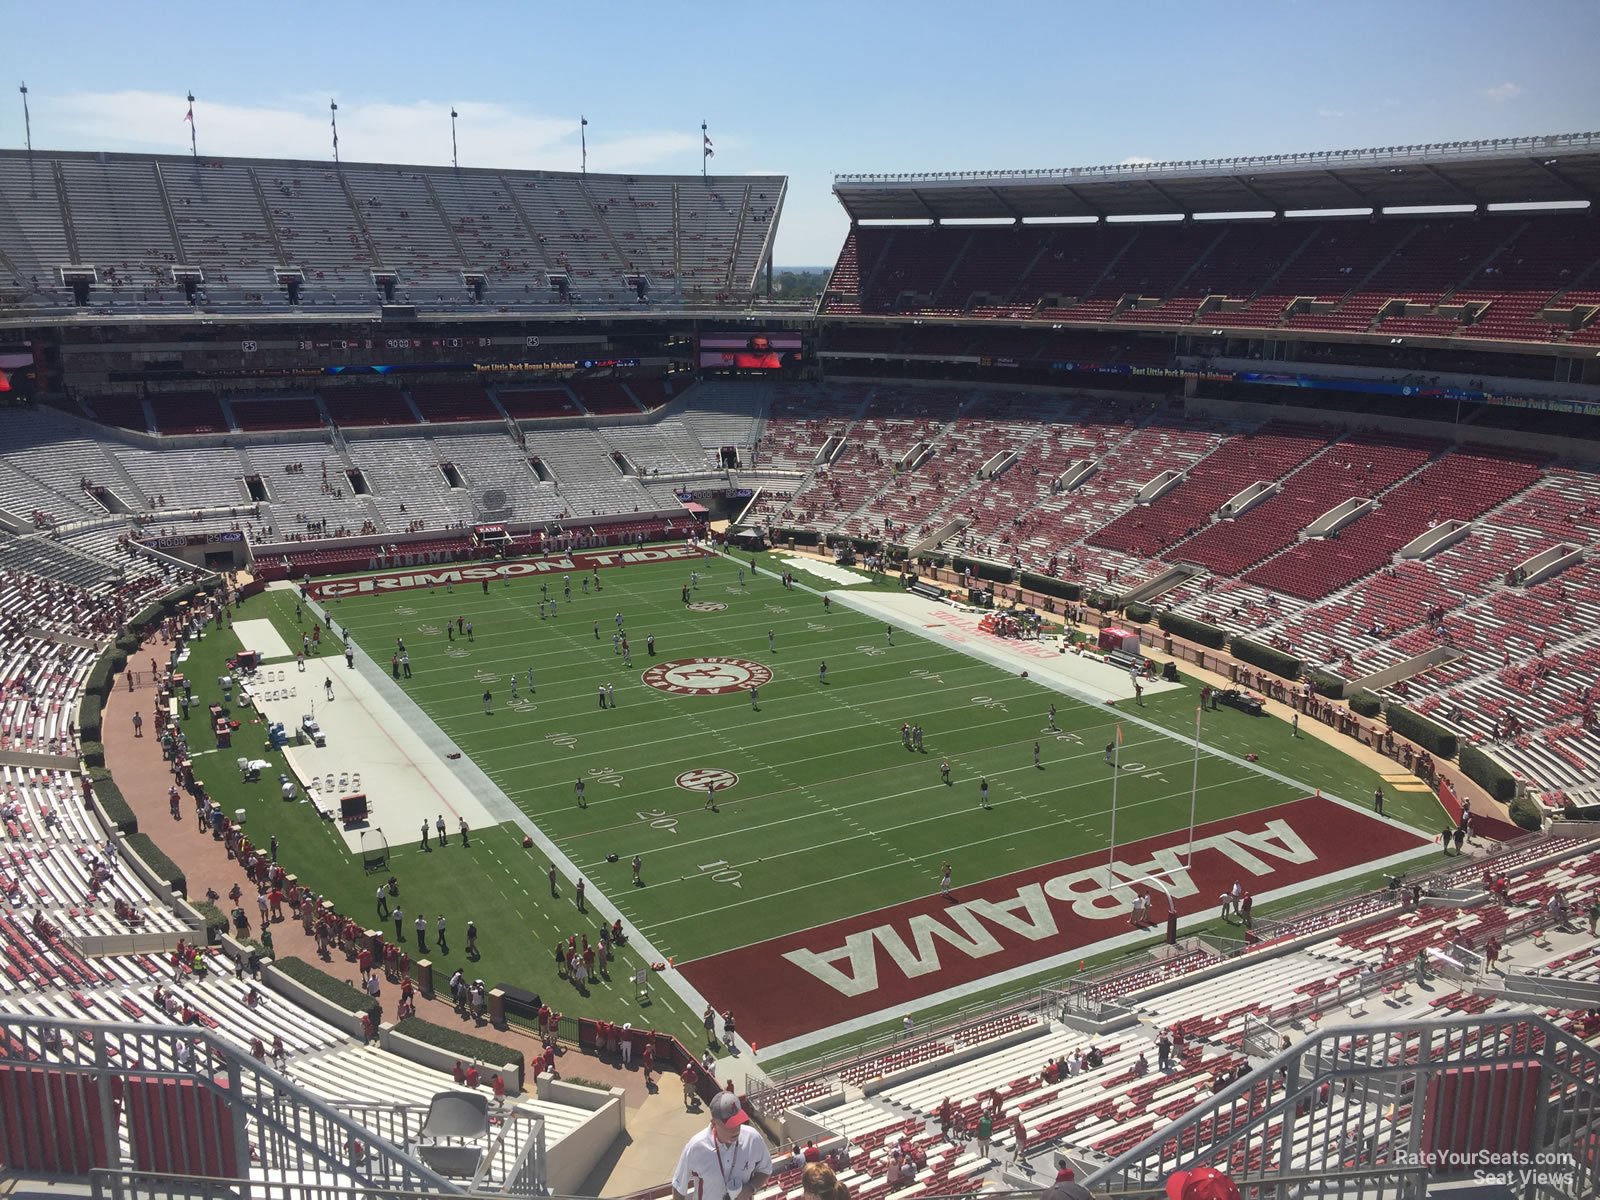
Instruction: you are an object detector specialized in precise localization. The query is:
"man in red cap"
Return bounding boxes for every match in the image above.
[1166,1166,1242,1200]
[671,1091,772,1200]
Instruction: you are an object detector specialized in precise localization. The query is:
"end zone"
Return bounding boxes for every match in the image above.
[305,544,712,600]
[677,794,1435,1054]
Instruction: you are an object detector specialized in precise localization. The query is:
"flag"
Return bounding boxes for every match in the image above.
[703,134,714,159]
[1116,724,1124,744]
[183,106,193,124]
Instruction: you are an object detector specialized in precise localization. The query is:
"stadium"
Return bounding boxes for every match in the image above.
[1,119,1600,1200]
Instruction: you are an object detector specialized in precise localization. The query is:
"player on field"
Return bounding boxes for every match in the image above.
[1048,702,1058,732]
[510,675,519,700]
[939,862,952,898]
[979,778,990,809]
[768,629,775,652]
[940,759,951,785]
[575,778,587,809]
[818,660,827,683]
[705,783,719,812]
[482,689,493,713]
[1034,741,1042,769]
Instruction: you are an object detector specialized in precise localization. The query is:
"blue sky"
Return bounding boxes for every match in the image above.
[10,0,1599,266]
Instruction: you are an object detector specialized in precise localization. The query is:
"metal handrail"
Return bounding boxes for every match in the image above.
[1089,1013,1600,1199]
[87,1164,1451,1200]
[0,1013,458,1194]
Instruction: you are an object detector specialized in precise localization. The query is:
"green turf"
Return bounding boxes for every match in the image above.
[165,548,1445,1056]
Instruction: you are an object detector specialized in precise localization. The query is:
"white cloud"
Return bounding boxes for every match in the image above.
[1483,82,1522,102]
[42,90,700,174]
[1121,155,1157,166]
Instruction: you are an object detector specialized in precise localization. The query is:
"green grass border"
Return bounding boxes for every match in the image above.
[391,1016,523,1070]
[126,832,184,894]
[274,956,377,1018]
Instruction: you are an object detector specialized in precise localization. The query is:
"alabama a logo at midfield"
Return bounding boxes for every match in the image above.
[643,657,774,696]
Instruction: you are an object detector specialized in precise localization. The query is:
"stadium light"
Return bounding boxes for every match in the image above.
[18,83,33,199]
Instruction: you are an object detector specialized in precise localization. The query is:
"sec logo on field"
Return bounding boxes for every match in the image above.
[643,657,774,696]
[676,767,740,793]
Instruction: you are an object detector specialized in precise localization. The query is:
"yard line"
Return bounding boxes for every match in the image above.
[492,708,1114,801]
[642,773,1262,943]
[566,745,1249,870]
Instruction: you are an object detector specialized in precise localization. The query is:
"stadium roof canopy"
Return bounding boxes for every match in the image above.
[833,131,1600,222]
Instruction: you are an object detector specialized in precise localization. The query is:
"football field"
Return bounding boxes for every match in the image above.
[251,545,1434,1053]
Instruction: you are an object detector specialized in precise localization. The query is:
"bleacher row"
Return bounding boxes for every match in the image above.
[0,394,760,547]
[764,838,1600,1185]
[820,212,1600,346]
[0,150,783,309]
[73,376,674,437]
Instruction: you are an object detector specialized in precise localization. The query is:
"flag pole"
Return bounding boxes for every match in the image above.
[186,92,197,161]
[1187,706,1201,868]
[450,107,459,170]
[19,83,34,199]
[330,99,339,165]
[580,115,587,175]
[1106,725,1121,888]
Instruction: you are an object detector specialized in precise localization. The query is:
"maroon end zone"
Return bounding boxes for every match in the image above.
[305,545,711,600]
[678,795,1432,1047]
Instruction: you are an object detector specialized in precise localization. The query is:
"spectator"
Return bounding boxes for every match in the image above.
[671,1093,772,1200]
[801,1162,850,1200]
